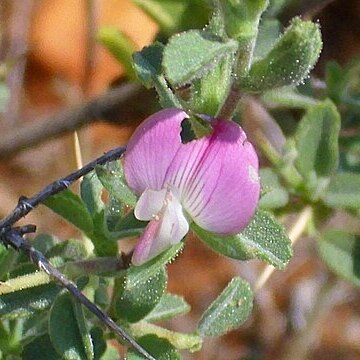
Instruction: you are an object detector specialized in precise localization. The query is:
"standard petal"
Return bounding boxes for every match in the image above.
[132,192,189,265]
[123,108,188,194]
[190,120,260,234]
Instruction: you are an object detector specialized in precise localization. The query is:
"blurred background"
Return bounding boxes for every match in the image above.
[0,0,360,359]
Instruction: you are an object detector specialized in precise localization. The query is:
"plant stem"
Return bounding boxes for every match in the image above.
[254,206,313,292]
[217,82,243,119]
[0,271,51,295]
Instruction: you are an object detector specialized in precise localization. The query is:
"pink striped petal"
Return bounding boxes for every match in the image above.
[123,108,188,194]
[164,119,260,234]
[192,121,260,234]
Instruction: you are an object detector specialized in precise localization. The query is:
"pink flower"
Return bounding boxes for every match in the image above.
[124,108,260,265]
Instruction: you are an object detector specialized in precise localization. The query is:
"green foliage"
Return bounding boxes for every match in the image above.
[163,30,238,87]
[132,0,209,35]
[130,321,202,352]
[259,168,289,209]
[133,43,182,108]
[219,0,268,41]
[49,293,93,360]
[127,334,181,360]
[96,161,137,208]
[241,18,322,92]
[22,335,61,360]
[294,100,340,197]
[193,210,292,269]
[319,230,360,288]
[189,53,234,116]
[0,284,60,320]
[197,277,253,336]
[44,189,94,234]
[144,294,190,323]
[114,267,167,323]
[97,26,137,80]
[45,239,88,262]
[322,172,360,210]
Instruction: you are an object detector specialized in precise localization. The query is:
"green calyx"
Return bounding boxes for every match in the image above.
[240,17,323,92]
[218,0,269,41]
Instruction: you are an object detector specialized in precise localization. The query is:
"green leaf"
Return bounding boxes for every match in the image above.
[219,0,269,41]
[114,210,146,239]
[22,335,61,360]
[44,189,94,234]
[259,168,289,209]
[114,267,167,323]
[264,0,288,17]
[49,293,92,360]
[131,322,202,352]
[97,26,137,80]
[241,18,322,92]
[133,43,163,88]
[132,0,209,35]
[339,136,360,173]
[129,242,183,283]
[90,327,107,360]
[126,334,180,360]
[193,210,292,269]
[73,301,94,360]
[144,294,190,322]
[22,312,49,342]
[90,210,118,257]
[95,161,137,207]
[261,87,318,110]
[318,230,360,287]
[100,344,120,359]
[0,247,19,280]
[197,277,253,336]
[326,58,360,106]
[0,284,60,320]
[163,29,238,87]
[253,19,281,59]
[189,53,234,116]
[81,172,104,216]
[45,239,88,262]
[133,43,182,108]
[322,172,360,210]
[295,99,341,194]
[32,233,58,255]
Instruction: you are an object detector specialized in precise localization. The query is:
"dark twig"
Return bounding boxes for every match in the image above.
[0,146,126,229]
[4,0,34,126]
[0,226,155,360]
[0,83,154,160]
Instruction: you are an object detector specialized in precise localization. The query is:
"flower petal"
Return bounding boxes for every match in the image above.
[132,191,189,265]
[134,188,167,221]
[123,108,188,194]
[164,119,259,234]
[189,120,260,234]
